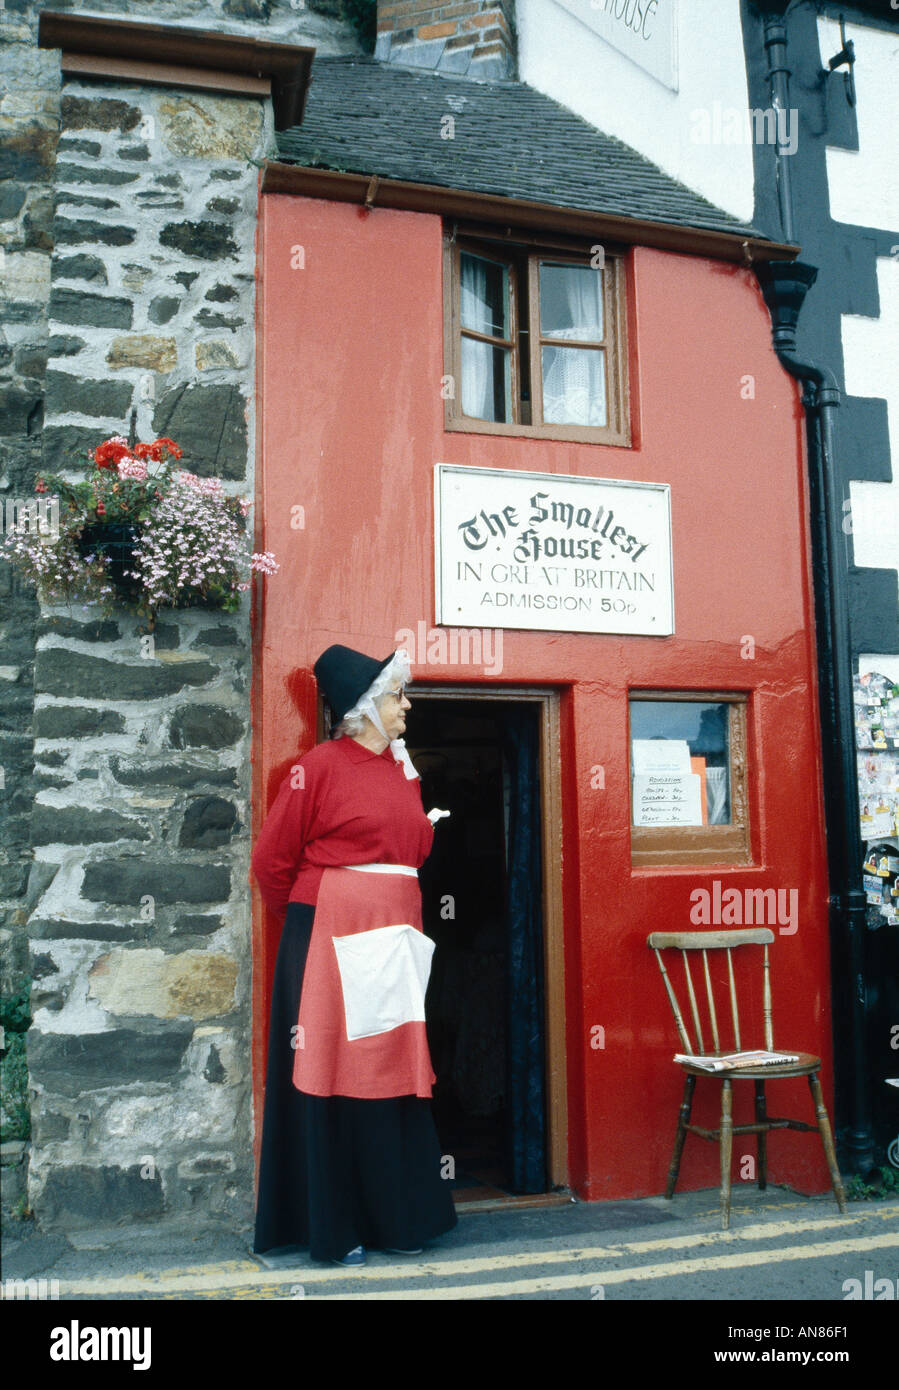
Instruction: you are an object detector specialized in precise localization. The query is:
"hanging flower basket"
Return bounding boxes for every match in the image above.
[1,434,278,627]
[75,521,140,597]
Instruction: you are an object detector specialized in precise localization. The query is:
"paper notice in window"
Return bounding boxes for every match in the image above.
[633,772,704,826]
[632,739,692,775]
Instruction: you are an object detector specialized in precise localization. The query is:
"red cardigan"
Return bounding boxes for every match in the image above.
[250,736,435,913]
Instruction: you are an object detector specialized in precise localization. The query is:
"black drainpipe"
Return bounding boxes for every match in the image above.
[762,11,795,242]
[754,0,875,1174]
[755,260,875,1176]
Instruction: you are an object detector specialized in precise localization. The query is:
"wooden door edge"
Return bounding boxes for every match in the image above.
[410,684,569,1193]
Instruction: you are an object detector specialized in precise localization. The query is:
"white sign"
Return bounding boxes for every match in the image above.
[435,464,674,636]
[633,772,702,826]
[551,0,678,90]
[632,739,691,775]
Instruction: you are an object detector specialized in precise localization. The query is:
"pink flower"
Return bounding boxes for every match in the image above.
[117,457,148,481]
[173,470,225,499]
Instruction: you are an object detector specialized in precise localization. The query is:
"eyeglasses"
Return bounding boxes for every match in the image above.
[387,686,407,702]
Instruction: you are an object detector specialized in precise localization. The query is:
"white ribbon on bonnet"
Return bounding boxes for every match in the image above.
[343,648,420,780]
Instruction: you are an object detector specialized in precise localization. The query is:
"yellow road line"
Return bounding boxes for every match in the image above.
[56,1209,897,1297]
[302,1232,899,1301]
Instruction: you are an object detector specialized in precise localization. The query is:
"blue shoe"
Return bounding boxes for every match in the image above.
[332,1245,366,1267]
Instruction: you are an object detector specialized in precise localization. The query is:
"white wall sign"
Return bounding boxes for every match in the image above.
[550,0,678,90]
[633,772,703,826]
[435,464,674,636]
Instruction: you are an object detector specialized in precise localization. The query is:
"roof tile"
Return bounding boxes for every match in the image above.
[276,57,762,239]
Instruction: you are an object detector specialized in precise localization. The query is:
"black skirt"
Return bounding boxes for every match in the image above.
[253,902,458,1261]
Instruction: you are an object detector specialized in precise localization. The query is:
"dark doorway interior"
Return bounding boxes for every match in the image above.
[407,697,548,1199]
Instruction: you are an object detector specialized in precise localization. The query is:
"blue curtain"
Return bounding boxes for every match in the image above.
[503,707,547,1193]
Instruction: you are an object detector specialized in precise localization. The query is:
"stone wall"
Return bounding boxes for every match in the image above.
[1,2,65,1218]
[0,0,359,1229]
[42,78,269,475]
[1,0,365,49]
[1,5,62,967]
[27,607,253,1226]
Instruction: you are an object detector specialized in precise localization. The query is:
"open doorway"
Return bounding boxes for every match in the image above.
[406,695,557,1201]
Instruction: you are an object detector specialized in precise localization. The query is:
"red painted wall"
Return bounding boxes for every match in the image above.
[252,192,834,1201]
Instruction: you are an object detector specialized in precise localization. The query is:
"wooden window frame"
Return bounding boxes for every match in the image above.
[443,226,631,447]
[629,691,752,868]
[456,243,521,427]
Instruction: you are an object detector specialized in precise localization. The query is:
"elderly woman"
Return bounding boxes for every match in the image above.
[250,643,457,1266]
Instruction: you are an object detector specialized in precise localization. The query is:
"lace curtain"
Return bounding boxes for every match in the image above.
[460,254,506,421]
[705,766,730,824]
[541,266,606,428]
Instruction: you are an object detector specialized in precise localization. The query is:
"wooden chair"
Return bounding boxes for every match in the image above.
[647,928,847,1230]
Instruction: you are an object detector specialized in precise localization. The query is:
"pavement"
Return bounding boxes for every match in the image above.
[2,1184,898,1302]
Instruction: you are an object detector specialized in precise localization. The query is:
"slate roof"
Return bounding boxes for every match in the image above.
[276,57,763,240]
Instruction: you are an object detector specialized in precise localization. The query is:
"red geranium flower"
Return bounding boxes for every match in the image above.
[92,440,131,469]
[96,501,106,516]
[151,437,183,461]
[134,443,154,460]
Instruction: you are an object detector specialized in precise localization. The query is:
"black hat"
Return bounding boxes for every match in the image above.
[313,644,395,724]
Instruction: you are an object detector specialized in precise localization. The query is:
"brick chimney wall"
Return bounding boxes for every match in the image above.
[375,0,517,80]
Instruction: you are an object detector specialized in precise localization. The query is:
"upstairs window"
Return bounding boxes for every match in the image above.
[459,249,513,423]
[538,260,608,429]
[444,228,630,446]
